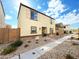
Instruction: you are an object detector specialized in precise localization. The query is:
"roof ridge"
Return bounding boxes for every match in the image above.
[18,3,55,20]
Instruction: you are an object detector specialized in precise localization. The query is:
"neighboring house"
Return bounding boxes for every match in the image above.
[72,29,79,34]
[56,23,70,35]
[72,29,79,39]
[63,25,71,34]
[18,3,56,37]
[56,23,64,35]
[0,0,5,28]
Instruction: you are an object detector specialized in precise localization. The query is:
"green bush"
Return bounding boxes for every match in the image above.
[10,40,23,48]
[71,37,74,39]
[1,40,23,55]
[1,46,16,55]
[24,44,29,48]
[66,54,76,59]
[27,41,31,43]
[42,34,47,37]
[56,32,59,35]
[76,38,79,40]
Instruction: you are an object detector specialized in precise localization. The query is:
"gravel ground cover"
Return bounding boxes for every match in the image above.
[38,39,79,59]
[0,34,67,59]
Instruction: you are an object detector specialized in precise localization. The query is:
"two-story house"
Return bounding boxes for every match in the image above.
[63,25,72,34]
[72,29,79,39]
[56,23,71,35]
[0,0,5,28]
[56,23,65,35]
[18,3,56,37]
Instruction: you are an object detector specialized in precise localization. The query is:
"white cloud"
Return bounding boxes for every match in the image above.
[73,9,76,13]
[5,15,12,20]
[44,0,66,18]
[37,5,41,9]
[12,25,17,28]
[12,0,31,12]
[56,10,79,25]
[44,0,79,25]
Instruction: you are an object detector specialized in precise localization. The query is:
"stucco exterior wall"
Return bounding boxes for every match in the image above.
[18,5,56,36]
[0,1,5,28]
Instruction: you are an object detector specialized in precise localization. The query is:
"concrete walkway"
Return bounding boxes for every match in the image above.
[11,35,72,59]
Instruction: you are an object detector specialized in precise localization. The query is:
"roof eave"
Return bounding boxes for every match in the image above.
[17,3,55,20]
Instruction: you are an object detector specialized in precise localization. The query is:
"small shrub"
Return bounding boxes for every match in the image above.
[56,32,59,36]
[69,31,72,34]
[27,41,31,43]
[64,31,66,34]
[44,40,47,42]
[1,46,16,55]
[72,42,79,45]
[10,40,23,48]
[35,42,38,44]
[36,40,38,41]
[76,38,79,40]
[43,34,47,37]
[24,44,29,48]
[66,54,76,59]
[1,40,22,55]
[32,52,36,55]
[71,37,74,39]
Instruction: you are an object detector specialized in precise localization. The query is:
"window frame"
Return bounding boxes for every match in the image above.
[31,10,38,21]
[31,26,37,34]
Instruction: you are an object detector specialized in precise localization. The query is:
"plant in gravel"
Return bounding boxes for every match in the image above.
[1,40,23,55]
[56,32,59,36]
[75,38,79,40]
[72,42,79,45]
[32,52,36,55]
[27,41,31,43]
[36,40,38,41]
[44,40,47,42]
[1,46,16,55]
[66,54,77,59]
[71,37,74,39]
[77,38,79,40]
[35,42,38,44]
[24,44,29,48]
[10,40,23,48]
[42,34,47,37]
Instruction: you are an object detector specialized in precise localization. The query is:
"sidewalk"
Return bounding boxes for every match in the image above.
[10,34,72,59]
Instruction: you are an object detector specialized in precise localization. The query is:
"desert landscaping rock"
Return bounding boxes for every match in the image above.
[38,40,79,59]
[0,35,68,59]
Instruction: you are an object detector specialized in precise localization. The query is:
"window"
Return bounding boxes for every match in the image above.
[31,26,37,34]
[50,19,52,24]
[31,10,37,20]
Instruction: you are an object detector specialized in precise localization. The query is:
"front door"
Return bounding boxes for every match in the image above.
[42,27,47,36]
[50,28,53,34]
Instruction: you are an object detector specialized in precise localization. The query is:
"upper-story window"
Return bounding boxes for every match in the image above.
[31,10,37,21]
[50,19,52,24]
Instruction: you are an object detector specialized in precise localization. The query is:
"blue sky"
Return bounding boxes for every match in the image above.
[1,0,79,29]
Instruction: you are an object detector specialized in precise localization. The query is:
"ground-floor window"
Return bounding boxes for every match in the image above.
[31,26,37,34]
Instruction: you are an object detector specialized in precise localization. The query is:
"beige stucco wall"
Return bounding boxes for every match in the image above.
[18,5,56,36]
[0,1,5,28]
